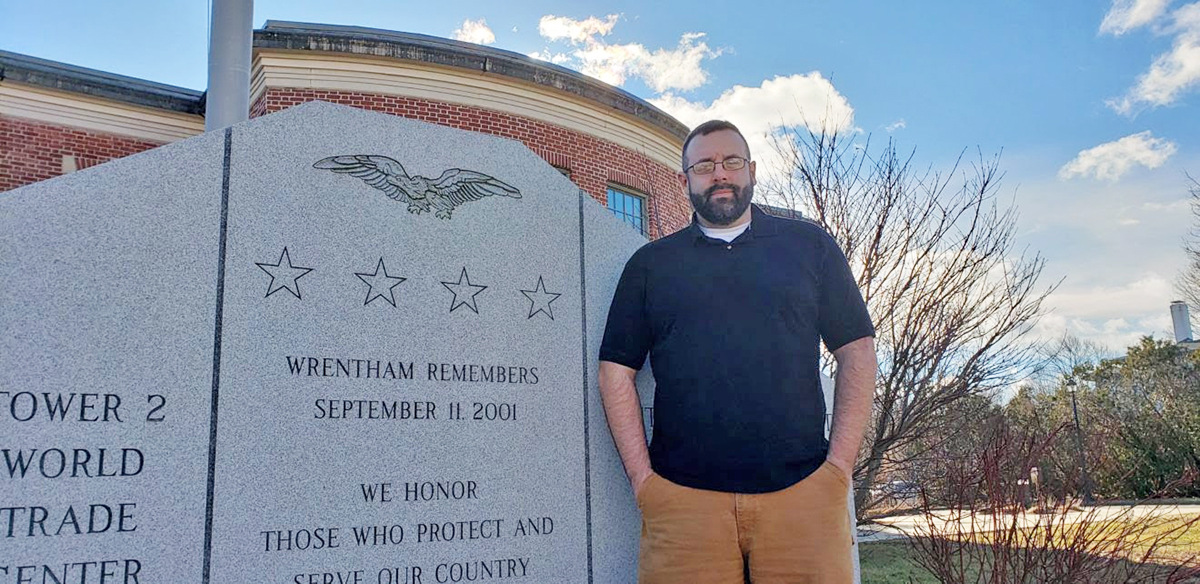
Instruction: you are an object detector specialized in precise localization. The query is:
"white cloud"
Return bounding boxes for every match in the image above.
[533,14,720,93]
[1012,165,1198,356]
[528,14,856,175]
[1102,317,1132,333]
[1109,2,1200,114]
[1032,274,1178,350]
[650,73,854,132]
[1142,199,1193,211]
[885,119,906,133]
[576,34,718,92]
[1046,275,1172,319]
[538,14,618,44]
[635,33,719,93]
[1100,0,1171,35]
[649,73,855,173]
[1058,131,1177,181]
[452,18,496,45]
[527,50,573,66]
[573,42,645,87]
[1118,218,1142,225]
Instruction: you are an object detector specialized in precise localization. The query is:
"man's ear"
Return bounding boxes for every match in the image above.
[749,160,757,185]
[677,171,689,191]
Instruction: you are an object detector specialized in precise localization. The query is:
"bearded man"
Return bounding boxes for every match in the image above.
[598,119,877,583]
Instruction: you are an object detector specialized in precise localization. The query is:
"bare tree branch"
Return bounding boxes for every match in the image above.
[1176,175,1200,322]
[761,124,1057,516]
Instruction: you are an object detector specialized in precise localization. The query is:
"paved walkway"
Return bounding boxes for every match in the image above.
[858,504,1200,543]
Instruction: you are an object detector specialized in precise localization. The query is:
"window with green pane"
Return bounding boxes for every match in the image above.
[606,186,646,236]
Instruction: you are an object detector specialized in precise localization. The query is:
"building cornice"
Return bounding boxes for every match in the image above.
[0,24,688,161]
[0,82,205,143]
[0,50,204,115]
[252,51,682,169]
[255,21,688,143]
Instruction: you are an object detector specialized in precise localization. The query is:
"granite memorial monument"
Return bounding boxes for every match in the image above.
[1,101,656,583]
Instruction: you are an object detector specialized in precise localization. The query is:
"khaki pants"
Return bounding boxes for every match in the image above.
[636,461,853,584]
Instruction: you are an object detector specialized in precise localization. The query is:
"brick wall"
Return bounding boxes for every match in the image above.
[254,89,691,238]
[2,92,693,239]
[0,116,164,193]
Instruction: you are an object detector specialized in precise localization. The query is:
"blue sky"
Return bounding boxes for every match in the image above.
[4,0,1199,352]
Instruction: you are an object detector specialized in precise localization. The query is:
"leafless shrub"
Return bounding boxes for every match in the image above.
[905,416,1200,583]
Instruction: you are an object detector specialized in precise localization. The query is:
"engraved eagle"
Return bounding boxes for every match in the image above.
[313,155,521,219]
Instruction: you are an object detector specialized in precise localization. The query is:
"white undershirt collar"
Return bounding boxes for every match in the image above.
[698,220,751,243]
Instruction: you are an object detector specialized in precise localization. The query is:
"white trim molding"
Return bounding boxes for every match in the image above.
[0,82,204,143]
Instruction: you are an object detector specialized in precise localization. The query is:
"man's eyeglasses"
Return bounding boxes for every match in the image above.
[685,156,749,175]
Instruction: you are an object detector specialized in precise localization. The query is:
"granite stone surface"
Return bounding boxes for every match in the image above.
[582,189,658,580]
[0,101,652,582]
[0,130,226,579]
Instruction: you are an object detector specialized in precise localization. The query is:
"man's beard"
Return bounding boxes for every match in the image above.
[689,181,753,226]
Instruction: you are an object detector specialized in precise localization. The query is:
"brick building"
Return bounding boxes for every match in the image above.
[0,21,693,238]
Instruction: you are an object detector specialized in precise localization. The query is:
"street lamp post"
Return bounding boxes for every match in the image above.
[1066,378,1095,505]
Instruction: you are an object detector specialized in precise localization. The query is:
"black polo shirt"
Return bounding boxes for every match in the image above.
[599,205,874,493]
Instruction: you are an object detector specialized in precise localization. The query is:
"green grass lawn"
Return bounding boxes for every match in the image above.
[859,541,937,584]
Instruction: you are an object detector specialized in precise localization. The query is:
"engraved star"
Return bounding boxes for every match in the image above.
[520,276,562,320]
[255,247,313,299]
[355,258,407,307]
[441,267,488,314]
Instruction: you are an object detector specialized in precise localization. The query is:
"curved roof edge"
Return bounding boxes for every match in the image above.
[256,21,689,142]
[0,50,205,115]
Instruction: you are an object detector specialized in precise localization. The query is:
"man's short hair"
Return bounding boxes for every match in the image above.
[681,120,750,170]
